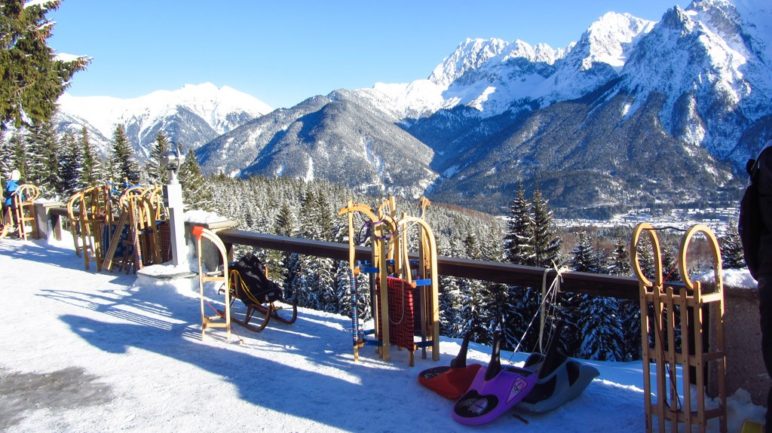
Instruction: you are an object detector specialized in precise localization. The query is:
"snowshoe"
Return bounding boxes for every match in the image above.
[452,333,537,425]
[418,331,482,400]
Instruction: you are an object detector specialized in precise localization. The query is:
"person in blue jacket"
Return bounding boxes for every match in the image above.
[2,169,20,227]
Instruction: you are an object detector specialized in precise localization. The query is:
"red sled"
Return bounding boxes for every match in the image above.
[418,332,481,400]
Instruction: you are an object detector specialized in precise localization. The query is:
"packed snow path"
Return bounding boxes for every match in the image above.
[0,239,762,432]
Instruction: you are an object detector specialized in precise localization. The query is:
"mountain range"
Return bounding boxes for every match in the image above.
[55,83,272,162]
[57,0,772,217]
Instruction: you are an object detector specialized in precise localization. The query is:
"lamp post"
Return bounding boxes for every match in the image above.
[162,146,187,268]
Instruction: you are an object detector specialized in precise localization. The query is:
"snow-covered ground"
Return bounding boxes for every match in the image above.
[0,236,766,432]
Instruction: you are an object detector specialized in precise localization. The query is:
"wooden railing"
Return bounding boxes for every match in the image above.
[216,229,641,300]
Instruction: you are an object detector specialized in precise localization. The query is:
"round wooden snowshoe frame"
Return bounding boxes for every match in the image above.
[631,223,727,433]
[227,268,298,333]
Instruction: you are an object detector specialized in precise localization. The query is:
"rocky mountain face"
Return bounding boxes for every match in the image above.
[55,83,271,163]
[197,91,438,198]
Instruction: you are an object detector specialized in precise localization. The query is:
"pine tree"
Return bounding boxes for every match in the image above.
[504,184,534,264]
[314,190,334,242]
[10,131,27,180]
[578,294,625,361]
[720,221,745,269]
[0,0,88,128]
[439,275,465,337]
[0,130,11,177]
[571,232,599,273]
[571,233,625,360]
[562,232,596,356]
[79,127,99,186]
[26,119,59,196]
[459,233,493,344]
[275,203,295,236]
[608,241,631,276]
[531,188,561,267]
[179,149,213,211]
[110,125,139,187]
[58,131,81,195]
[662,246,680,282]
[609,240,642,360]
[146,132,169,185]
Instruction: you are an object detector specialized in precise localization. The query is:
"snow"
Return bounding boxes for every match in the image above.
[23,0,55,9]
[58,83,273,139]
[0,236,766,432]
[184,209,232,225]
[54,53,86,63]
[304,155,315,182]
[580,12,656,71]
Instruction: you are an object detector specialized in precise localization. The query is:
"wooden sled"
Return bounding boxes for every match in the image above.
[226,254,298,332]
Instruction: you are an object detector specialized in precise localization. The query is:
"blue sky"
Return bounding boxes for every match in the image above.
[50,1,690,109]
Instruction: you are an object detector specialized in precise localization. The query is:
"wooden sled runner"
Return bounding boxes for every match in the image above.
[227,253,298,332]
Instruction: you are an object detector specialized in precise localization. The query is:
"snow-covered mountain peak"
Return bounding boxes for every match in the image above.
[707,0,772,63]
[58,82,272,138]
[499,39,565,65]
[428,38,510,86]
[574,12,655,70]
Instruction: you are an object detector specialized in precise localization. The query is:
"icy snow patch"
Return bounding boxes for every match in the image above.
[304,156,314,182]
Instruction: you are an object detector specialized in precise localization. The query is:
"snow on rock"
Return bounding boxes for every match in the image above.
[184,209,231,224]
[428,38,512,87]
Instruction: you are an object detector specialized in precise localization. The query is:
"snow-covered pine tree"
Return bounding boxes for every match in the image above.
[531,188,561,268]
[514,188,562,352]
[459,232,494,344]
[79,127,99,186]
[720,221,745,269]
[571,232,624,360]
[578,293,624,361]
[110,125,140,188]
[10,131,28,181]
[179,149,213,211]
[662,246,680,282]
[58,131,81,195]
[563,232,597,356]
[437,231,463,337]
[0,0,88,129]
[439,274,465,338]
[608,240,641,360]
[459,277,490,344]
[146,132,169,186]
[314,190,334,242]
[504,183,534,264]
[0,130,10,177]
[26,119,59,196]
